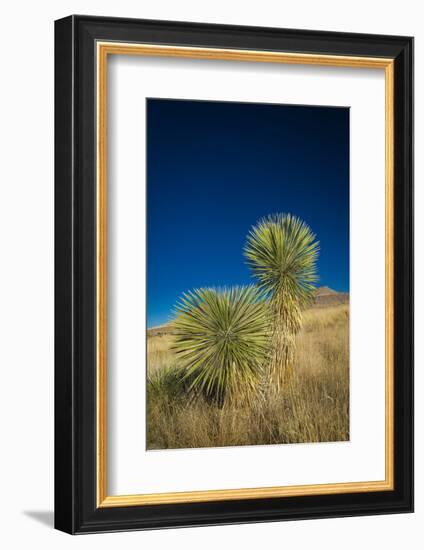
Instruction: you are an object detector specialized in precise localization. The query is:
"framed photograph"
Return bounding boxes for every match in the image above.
[54,15,413,534]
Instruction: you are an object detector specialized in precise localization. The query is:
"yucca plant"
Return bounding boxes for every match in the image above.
[147,364,189,403]
[171,286,271,405]
[244,213,319,391]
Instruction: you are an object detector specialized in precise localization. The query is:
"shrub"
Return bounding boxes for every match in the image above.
[171,286,271,404]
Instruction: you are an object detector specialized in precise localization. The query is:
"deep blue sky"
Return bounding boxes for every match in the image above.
[147,98,349,327]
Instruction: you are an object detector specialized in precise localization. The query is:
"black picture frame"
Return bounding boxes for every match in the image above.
[55,15,414,534]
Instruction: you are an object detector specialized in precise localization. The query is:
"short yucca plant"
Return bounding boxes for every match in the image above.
[171,286,271,404]
[147,364,189,403]
[244,213,319,390]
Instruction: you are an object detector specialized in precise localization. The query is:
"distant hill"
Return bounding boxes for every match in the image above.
[148,287,348,336]
[313,286,349,308]
[147,323,171,337]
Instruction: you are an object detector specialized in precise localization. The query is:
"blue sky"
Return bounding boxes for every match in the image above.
[147,98,349,327]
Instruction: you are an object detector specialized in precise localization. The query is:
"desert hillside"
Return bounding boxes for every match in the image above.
[314,286,349,308]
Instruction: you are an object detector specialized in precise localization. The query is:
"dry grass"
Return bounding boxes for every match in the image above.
[147,304,349,449]
[147,334,175,372]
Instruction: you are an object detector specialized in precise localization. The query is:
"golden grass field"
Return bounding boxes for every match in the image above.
[147,303,349,449]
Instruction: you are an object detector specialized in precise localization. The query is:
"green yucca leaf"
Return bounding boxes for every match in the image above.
[170,286,271,404]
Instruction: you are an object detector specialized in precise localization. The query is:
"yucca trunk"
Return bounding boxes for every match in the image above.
[268,296,301,392]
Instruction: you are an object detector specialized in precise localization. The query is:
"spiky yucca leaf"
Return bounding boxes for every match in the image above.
[244,213,319,390]
[171,286,271,404]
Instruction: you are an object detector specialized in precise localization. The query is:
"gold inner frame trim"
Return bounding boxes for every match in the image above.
[96,42,395,508]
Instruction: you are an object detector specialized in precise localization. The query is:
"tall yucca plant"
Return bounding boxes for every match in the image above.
[171,286,271,404]
[244,213,319,390]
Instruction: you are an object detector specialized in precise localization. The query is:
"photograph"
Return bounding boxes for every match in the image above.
[146,98,350,450]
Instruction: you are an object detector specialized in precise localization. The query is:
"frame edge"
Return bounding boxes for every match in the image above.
[54,14,77,535]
